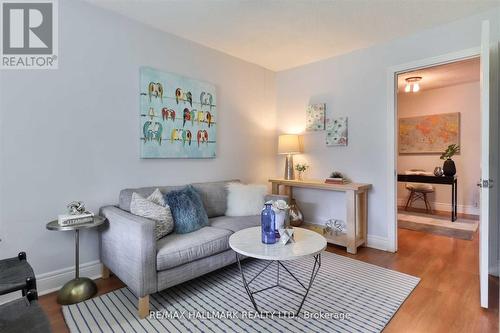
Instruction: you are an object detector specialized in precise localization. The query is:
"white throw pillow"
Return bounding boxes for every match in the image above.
[225,183,267,216]
[130,189,174,240]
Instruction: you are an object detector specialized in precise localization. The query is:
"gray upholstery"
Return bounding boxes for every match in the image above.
[156,226,232,271]
[209,215,260,233]
[100,180,285,302]
[157,249,236,291]
[100,206,158,297]
[191,180,238,217]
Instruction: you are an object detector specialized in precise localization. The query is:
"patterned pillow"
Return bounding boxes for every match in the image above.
[164,185,209,234]
[130,189,174,240]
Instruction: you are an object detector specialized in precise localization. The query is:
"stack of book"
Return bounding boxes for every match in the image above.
[325,177,346,185]
[58,212,94,226]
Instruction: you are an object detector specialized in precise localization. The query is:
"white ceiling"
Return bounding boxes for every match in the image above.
[397,57,480,92]
[87,0,500,71]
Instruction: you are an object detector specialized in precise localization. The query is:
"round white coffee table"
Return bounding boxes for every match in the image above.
[229,226,326,315]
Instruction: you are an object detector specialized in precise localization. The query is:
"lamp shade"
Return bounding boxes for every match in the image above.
[278,134,301,155]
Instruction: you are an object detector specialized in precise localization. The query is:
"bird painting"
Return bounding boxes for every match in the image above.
[200,92,214,111]
[161,108,175,121]
[148,82,163,102]
[197,130,209,147]
[176,88,193,106]
[205,111,212,128]
[143,121,163,144]
[182,130,192,146]
[183,108,191,127]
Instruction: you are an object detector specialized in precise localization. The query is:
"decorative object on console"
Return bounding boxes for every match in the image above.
[325,219,346,236]
[289,199,304,227]
[140,66,216,158]
[326,117,348,146]
[130,189,174,240]
[440,144,460,176]
[225,183,267,216]
[306,103,326,131]
[164,185,209,234]
[278,134,302,180]
[279,227,295,244]
[295,163,309,180]
[399,112,460,154]
[58,201,94,226]
[434,166,444,177]
[261,202,276,244]
[325,171,346,184]
[272,199,290,238]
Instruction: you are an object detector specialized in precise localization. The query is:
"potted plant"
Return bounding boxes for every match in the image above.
[295,163,309,181]
[440,144,460,176]
[272,199,290,238]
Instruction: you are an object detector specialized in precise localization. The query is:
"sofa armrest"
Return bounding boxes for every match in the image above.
[99,206,157,297]
[265,194,290,203]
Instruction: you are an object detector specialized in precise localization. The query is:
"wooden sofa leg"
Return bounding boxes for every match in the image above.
[101,265,110,279]
[138,295,150,319]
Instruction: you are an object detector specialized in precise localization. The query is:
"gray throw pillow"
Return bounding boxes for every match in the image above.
[130,189,174,240]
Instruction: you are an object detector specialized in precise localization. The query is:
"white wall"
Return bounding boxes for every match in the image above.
[0,0,276,283]
[275,8,500,249]
[397,82,481,215]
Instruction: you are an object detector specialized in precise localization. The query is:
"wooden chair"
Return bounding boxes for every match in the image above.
[404,183,435,214]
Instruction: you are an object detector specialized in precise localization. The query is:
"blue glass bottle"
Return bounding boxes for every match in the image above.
[261,203,276,244]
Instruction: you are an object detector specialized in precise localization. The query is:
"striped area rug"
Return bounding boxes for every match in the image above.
[63,252,419,333]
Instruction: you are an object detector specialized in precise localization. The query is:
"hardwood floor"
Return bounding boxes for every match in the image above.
[39,228,498,332]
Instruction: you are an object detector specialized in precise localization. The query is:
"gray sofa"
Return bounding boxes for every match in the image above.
[99,180,284,318]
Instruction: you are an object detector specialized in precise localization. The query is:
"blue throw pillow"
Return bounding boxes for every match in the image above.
[164,185,209,234]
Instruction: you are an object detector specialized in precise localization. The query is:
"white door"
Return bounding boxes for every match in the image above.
[479,20,498,309]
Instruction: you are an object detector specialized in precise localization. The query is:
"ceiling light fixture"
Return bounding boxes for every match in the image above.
[404,76,422,93]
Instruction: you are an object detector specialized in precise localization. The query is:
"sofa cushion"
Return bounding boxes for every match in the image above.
[209,215,260,233]
[156,226,232,271]
[226,183,266,216]
[119,185,184,212]
[130,190,174,240]
[191,180,238,218]
[164,186,210,234]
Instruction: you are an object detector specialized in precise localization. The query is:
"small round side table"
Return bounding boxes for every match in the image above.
[46,216,105,305]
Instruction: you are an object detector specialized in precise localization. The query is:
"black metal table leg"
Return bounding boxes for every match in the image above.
[235,253,321,316]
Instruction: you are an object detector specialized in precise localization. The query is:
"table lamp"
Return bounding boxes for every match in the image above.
[278,134,302,180]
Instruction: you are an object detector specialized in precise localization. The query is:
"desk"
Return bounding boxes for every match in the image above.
[397,174,457,222]
[269,178,372,254]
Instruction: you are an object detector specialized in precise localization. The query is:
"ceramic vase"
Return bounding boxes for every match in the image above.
[274,210,287,238]
[289,199,304,227]
[443,158,456,176]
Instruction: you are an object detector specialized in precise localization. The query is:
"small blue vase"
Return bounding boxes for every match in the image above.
[261,203,276,244]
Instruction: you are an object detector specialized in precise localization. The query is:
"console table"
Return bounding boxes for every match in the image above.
[269,178,372,254]
[397,174,457,222]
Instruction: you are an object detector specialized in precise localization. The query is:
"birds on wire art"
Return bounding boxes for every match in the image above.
[140,67,216,158]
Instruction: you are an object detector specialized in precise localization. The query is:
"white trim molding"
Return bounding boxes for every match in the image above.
[0,260,102,305]
[366,235,391,252]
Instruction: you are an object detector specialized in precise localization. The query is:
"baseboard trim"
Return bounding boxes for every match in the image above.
[367,235,391,252]
[397,198,479,215]
[0,260,102,305]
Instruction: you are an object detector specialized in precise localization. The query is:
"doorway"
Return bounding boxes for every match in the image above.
[396,57,480,239]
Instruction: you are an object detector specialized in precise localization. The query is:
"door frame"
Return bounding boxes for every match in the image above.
[386,47,480,252]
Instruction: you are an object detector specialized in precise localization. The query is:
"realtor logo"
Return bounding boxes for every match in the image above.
[1,0,58,69]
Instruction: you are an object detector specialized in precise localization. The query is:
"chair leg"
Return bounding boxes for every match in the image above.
[138,295,150,319]
[101,265,110,279]
[423,193,432,214]
[405,191,414,211]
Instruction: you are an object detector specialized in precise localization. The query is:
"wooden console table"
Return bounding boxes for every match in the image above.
[269,178,372,254]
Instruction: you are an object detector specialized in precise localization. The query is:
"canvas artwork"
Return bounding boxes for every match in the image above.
[326,117,348,146]
[399,112,460,154]
[140,67,217,158]
[306,104,326,131]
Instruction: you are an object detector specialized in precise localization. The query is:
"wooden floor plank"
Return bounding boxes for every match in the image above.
[38,228,498,332]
